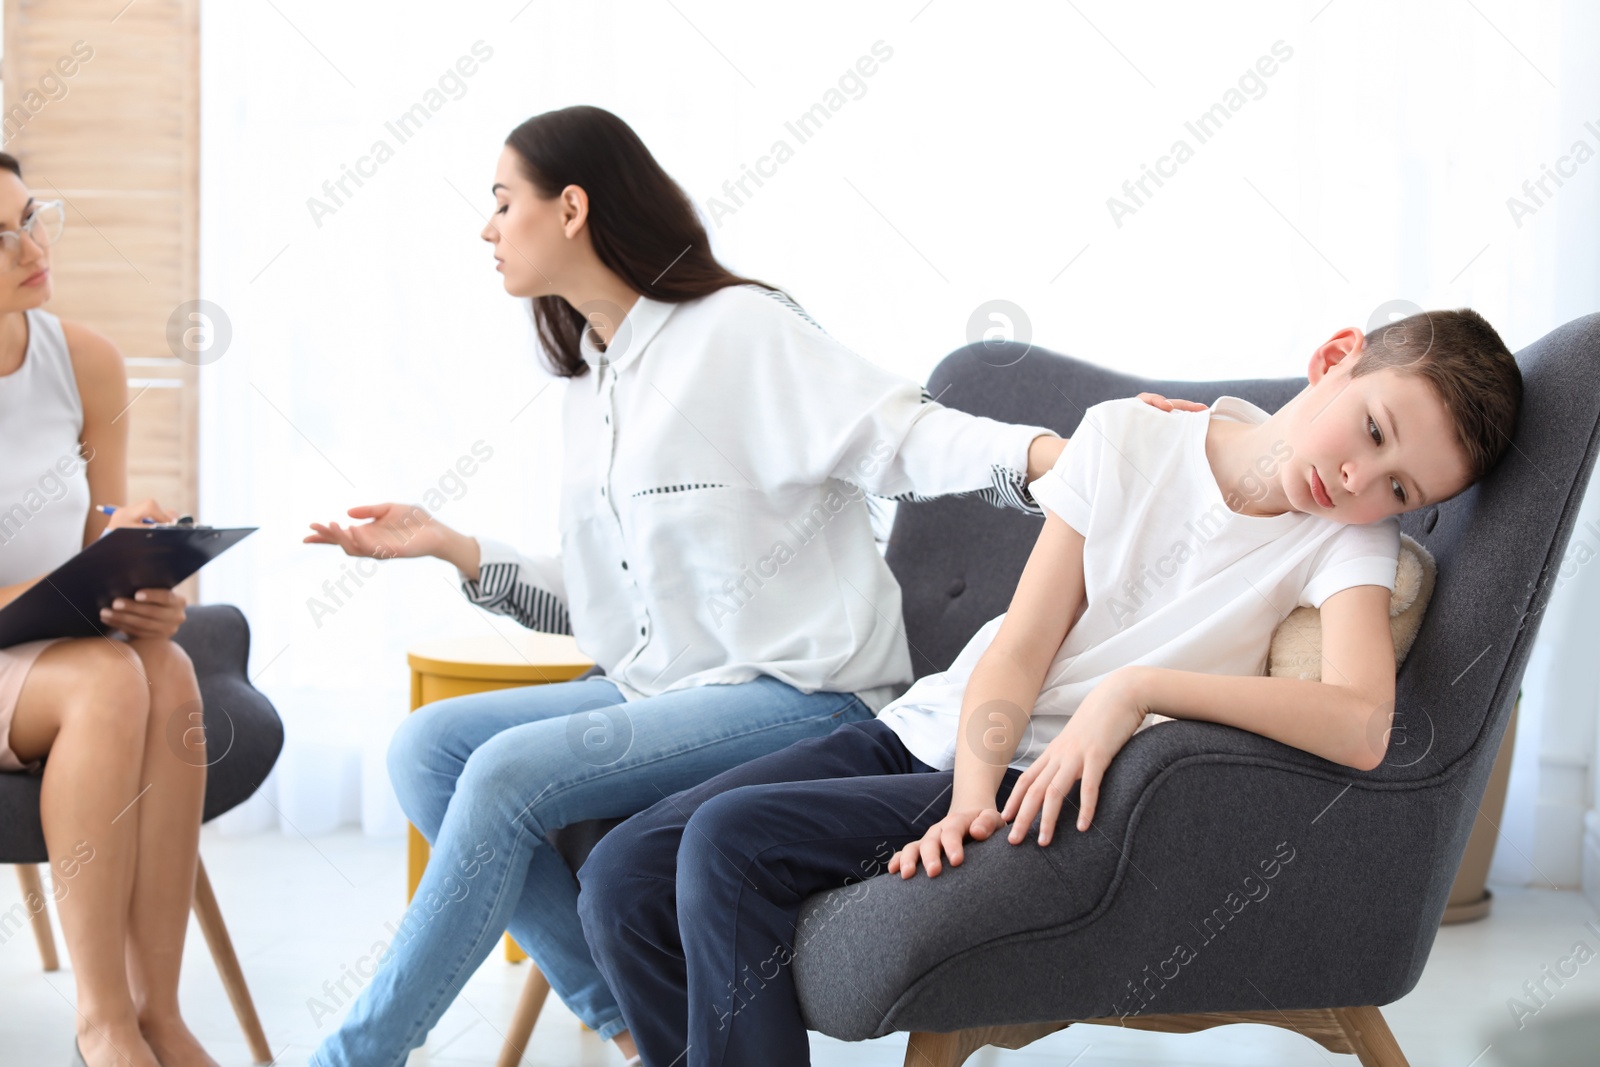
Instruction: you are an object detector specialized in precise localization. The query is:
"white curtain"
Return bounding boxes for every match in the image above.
[196,0,1599,885]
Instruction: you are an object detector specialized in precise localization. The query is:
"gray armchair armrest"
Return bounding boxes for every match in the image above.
[794,716,1443,1040]
[172,604,285,823]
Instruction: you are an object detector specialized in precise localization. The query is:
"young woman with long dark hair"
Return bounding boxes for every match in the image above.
[305,105,1071,1066]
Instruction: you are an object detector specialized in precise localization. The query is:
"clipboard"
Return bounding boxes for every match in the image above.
[0,525,257,648]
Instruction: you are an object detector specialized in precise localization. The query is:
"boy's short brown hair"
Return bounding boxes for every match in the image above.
[1348,308,1522,496]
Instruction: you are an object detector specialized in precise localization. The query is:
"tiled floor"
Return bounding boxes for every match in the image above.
[3,827,1598,1066]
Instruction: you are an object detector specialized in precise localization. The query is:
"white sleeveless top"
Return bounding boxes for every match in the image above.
[0,308,91,585]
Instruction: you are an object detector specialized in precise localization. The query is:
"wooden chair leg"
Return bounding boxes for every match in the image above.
[15,865,59,971]
[1332,1005,1412,1067]
[904,1021,1073,1066]
[496,964,552,1067]
[904,1029,970,1067]
[903,1007,1410,1067]
[191,857,272,1064]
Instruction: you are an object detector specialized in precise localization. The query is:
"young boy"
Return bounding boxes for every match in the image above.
[575,309,1522,1067]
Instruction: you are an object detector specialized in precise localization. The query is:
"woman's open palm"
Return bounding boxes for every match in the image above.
[305,503,438,560]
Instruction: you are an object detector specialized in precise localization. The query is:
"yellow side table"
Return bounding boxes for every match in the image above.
[406,632,594,963]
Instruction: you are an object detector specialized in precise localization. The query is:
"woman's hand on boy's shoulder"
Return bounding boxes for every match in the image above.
[1001,666,1149,845]
[888,807,1008,879]
[1030,395,1204,480]
[1137,391,1208,412]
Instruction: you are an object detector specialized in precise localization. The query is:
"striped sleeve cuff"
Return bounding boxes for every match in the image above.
[984,462,1044,515]
[981,425,1057,515]
[875,423,1057,516]
[459,536,573,635]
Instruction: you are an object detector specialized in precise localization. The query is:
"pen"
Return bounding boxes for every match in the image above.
[96,505,157,525]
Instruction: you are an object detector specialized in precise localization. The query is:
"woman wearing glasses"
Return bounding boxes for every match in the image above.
[0,152,220,1067]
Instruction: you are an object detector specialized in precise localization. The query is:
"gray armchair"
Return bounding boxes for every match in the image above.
[789,314,1600,1067]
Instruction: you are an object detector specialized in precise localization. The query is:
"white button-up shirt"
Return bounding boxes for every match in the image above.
[460,284,1057,712]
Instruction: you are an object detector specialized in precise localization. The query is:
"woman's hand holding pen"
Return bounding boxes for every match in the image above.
[103,499,178,529]
[1001,666,1149,844]
[304,503,483,580]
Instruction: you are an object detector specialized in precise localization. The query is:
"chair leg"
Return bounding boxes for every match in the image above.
[1332,1006,1412,1067]
[496,964,552,1067]
[904,1007,1409,1066]
[15,865,59,971]
[904,1029,973,1067]
[903,1021,1073,1066]
[191,857,272,1064]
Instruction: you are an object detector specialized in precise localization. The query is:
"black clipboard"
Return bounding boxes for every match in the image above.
[0,525,256,648]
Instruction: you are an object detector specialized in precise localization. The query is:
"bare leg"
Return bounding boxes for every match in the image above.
[10,638,161,1067]
[122,638,217,1067]
[615,1030,638,1060]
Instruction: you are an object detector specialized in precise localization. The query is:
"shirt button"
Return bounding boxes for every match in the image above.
[620,560,628,570]
[605,414,610,424]
[601,487,606,496]
[639,625,646,636]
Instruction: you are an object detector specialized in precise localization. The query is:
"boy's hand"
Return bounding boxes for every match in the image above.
[888,807,1007,879]
[1002,666,1149,844]
[1137,391,1208,412]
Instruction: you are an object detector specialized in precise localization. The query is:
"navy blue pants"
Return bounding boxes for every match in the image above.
[576,717,1023,1067]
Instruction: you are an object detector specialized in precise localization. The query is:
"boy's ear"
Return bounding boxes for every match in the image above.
[1307,327,1366,384]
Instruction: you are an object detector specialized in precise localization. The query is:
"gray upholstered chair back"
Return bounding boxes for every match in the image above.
[892,322,1600,785]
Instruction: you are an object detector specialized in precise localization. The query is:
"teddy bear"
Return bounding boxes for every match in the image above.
[1135,533,1436,734]
[1268,532,1437,681]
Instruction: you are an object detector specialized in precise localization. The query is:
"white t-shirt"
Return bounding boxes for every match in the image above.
[876,394,1402,771]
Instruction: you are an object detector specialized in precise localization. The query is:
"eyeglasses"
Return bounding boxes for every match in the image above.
[0,200,64,266]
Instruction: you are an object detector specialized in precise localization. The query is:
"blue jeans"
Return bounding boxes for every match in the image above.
[310,674,872,1067]
[577,718,1025,1067]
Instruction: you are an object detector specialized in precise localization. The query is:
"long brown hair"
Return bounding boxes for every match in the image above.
[506,106,779,377]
